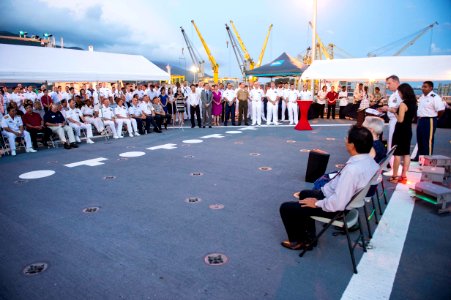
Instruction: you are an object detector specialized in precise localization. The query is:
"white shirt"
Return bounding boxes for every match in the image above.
[316,90,327,104]
[277,88,285,100]
[128,104,143,117]
[417,91,445,117]
[300,90,313,101]
[265,88,278,102]
[1,114,23,131]
[387,90,402,120]
[81,105,96,116]
[249,88,264,102]
[187,91,201,106]
[287,89,300,102]
[100,105,114,119]
[317,154,379,212]
[114,105,129,118]
[10,92,21,107]
[338,91,348,106]
[24,91,37,102]
[223,89,237,104]
[139,101,154,115]
[66,107,83,123]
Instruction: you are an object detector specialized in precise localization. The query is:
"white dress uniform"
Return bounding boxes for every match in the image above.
[316,90,326,105]
[81,105,104,133]
[24,91,37,102]
[300,90,313,101]
[114,105,139,137]
[287,89,300,125]
[338,91,348,107]
[387,90,402,151]
[9,92,22,109]
[279,88,287,121]
[249,88,264,125]
[66,107,94,143]
[1,114,34,153]
[140,101,155,116]
[99,105,119,138]
[265,88,279,125]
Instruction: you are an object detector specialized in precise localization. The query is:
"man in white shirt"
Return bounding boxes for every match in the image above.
[265,82,279,125]
[277,83,287,122]
[338,86,349,119]
[66,99,95,143]
[187,84,202,128]
[415,80,446,159]
[279,125,379,250]
[379,75,402,152]
[9,86,22,111]
[223,83,237,126]
[24,86,37,103]
[1,106,36,155]
[99,98,119,139]
[287,84,300,125]
[316,85,327,119]
[249,82,264,126]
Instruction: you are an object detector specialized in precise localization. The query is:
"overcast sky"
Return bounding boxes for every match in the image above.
[1,0,450,78]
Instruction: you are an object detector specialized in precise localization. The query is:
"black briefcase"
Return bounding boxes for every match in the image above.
[305,149,330,183]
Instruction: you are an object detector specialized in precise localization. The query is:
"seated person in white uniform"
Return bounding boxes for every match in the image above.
[114,98,140,138]
[66,99,94,144]
[1,105,36,156]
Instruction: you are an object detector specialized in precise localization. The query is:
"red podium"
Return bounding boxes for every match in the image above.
[295,100,312,131]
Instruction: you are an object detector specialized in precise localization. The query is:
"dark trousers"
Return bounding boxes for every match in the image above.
[279,189,337,242]
[327,103,336,119]
[238,100,248,125]
[339,106,346,119]
[318,104,325,118]
[190,105,201,127]
[133,117,144,134]
[416,117,437,158]
[155,114,171,129]
[224,103,236,126]
[28,127,51,149]
[143,115,158,132]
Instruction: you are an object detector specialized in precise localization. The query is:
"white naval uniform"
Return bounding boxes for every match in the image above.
[66,107,94,142]
[114,105,138,137]
[338,91,348,107]
[279,88,287,121]
[316,90,327,105]
[265,88,279,125]
[387,90,402,151]
[300,90,313,101]
[99,105,118,138]
[249,88,264,125]
[1,114,33,151]
[81,105,104,132]
[24,91,37,103]
[287,89,300,124]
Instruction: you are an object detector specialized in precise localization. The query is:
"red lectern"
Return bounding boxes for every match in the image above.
[295,100,312,131]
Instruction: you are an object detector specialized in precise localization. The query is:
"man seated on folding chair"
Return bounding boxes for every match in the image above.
[1,105,36,156]
[66,99,95,144]
[44,103,78,149]
[22,103,51,150]
[279,125,379,250]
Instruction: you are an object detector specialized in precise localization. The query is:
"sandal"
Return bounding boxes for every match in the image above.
[388,176,399,183]
[399,176,407,184]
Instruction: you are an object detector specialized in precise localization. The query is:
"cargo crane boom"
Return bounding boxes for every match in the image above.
[308,21,332,60]
[256,24,273,67]
[229,20,254,69]
[394,22,438,55]
[180,26,204,78]
[191,20,219,83]
[225,24,247,78]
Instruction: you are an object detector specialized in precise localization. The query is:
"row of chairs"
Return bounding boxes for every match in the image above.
[299,146,396,274]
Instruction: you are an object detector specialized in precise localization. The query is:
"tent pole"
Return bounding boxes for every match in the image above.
[310,0,317,95]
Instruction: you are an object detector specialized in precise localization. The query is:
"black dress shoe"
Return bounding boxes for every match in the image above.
[70,143,78,148]
[191,126,195,128]
[209,126,212,128]
[202,126,206,128]
[64,143,71,149]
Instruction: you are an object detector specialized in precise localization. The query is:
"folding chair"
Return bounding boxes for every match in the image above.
[1,128,26,155]
[373,146,397,213]
[299,171,379,274]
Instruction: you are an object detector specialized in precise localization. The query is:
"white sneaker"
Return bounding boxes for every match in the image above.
[75,136,81,143]
[26,148,37,153]
[113,135,119,139]
[118,135,124,138]
[251,123,256,126]
[87,139,94,144]
[274,122,280,125]
[134,132,140,136]
[129,133,134,137]
[11,150,16,156]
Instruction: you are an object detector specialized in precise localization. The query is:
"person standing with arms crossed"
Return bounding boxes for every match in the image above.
[326,86,338,119]
[236,82,250,126]
[265,82,279,125]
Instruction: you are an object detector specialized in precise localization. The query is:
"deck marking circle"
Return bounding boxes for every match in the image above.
[190,172,204,176]
[286,140,296,143]
[103,176,117,180]
[119,151,146,158]
[226,131,242,134]
[249,153,261,156]
[184,155,195,158]
[19,170,55,180]
[185,197,202,203]
[83,206,100,213]
[326,137,336,141]
[183,139,203,144]
[259,167,272,171]
[204,253,228,266]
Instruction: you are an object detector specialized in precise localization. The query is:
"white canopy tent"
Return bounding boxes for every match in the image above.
[301,55,451,81]
[0,44,169,82]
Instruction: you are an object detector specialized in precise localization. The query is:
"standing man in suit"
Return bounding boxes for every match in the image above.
[201,83,213,128]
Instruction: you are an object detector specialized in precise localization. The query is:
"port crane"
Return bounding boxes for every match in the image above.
[191,20,219,83]
[367,22,438,57]
[180,26,205,79]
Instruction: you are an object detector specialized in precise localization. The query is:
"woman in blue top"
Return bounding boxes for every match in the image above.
[159,87,169,114]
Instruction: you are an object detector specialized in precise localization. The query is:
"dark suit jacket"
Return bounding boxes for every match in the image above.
[201,90,213,107]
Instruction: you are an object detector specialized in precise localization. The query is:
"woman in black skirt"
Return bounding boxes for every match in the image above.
[389,83,417,184]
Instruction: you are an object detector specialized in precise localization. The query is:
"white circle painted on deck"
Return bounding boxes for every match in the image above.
[19,170,55,180]
[226,131,242,134]
[183,139,203,144]
[119,151,146,158]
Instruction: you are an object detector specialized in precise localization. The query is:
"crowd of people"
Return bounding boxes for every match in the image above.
[0,77,446,162]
